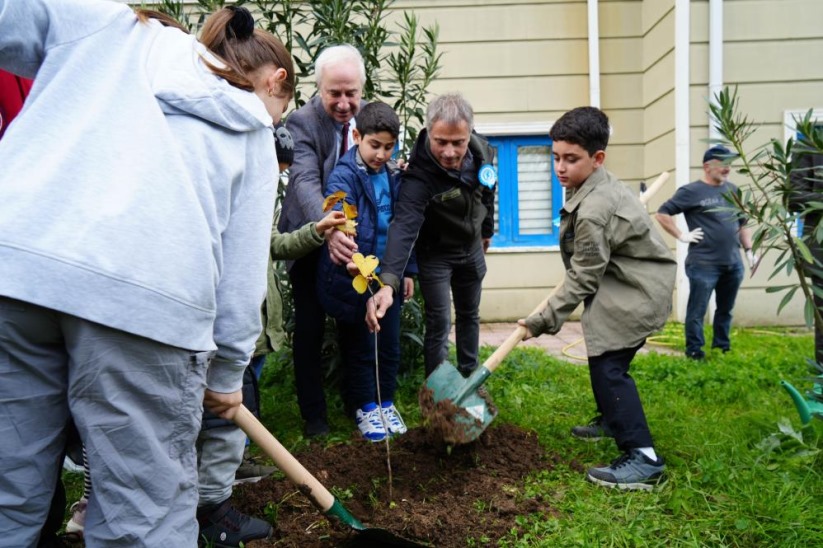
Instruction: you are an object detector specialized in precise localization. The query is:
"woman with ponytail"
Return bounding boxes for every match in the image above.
[0,1,293,545]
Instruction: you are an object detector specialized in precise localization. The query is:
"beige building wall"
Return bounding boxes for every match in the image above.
[402,0,821,326]
[684,0,823,325]
[159,0,822,327]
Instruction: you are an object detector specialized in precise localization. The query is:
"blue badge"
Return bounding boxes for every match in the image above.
[478,164,497,188]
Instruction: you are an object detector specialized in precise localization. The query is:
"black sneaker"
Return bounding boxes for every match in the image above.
[571,416,613,441]
[586,449,666,491]
[197,499,272,547]
[304,417,330,438]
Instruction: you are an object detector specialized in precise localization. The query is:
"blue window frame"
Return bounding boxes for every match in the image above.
[487,134,561,248]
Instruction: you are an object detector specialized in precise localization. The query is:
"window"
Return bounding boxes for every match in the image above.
[485,133,561,248]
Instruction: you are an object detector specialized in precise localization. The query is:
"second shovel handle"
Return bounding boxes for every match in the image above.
[233,405,335,512]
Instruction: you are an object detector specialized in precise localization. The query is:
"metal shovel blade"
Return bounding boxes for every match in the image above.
[420,361,498,445]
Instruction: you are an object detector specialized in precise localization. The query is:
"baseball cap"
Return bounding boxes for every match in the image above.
[703,145,731,164]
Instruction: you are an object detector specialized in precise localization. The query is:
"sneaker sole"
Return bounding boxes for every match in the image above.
[233,476,265,485]
[586,473,664,491]
[65,519,84,534]
[206,528,273,548]
[571,434,605,442]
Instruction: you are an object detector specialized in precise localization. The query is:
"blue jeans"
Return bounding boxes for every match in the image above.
[417,245,487,376]
[685,262,744,358]
[337,296,401,410]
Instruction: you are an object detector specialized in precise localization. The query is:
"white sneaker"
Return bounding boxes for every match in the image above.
[355,403,387,442]
[62,455,83,474]
[381,402,408,436]
[66,496,87,536]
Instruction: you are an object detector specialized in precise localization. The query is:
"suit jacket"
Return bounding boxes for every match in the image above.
[278,95,367,233]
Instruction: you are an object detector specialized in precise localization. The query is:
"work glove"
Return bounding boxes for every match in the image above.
[678,227,704,244]
[745,249,759,270]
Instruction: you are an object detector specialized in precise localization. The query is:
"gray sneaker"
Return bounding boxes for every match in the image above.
[234,451,276,485]
[586,449,665,491]
[571,416,613,441]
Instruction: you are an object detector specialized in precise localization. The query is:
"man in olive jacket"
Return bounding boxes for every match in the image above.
[519,107,675,491]
[367,93,496,377]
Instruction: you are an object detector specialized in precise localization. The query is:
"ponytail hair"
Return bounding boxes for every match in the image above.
[134,8,189,34]
[199,6,295,98]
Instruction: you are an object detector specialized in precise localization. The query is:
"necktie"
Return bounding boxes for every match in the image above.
[339,122,350,159]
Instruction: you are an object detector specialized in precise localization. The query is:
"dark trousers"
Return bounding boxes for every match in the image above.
[813,273,823,365]
[417,245,487,377]
[289,249,327,422]
[588,341,654,452]
[684,262,744,358]
[337,295,401,410]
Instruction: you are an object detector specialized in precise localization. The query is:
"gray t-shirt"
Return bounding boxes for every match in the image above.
[658,180,744,266]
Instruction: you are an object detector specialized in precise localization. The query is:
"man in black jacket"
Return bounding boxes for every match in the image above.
[366,93,496,377]
[790,138,823,365]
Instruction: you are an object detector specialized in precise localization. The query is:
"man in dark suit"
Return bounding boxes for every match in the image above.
[278,45,365,436]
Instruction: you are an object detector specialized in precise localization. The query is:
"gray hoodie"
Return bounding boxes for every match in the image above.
[0,0,277,392]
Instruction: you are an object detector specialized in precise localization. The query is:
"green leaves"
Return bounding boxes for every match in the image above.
[711,86,823,332]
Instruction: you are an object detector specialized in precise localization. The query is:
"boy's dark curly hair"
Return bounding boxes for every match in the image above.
[355,102,400,139]
[549,106,610,156]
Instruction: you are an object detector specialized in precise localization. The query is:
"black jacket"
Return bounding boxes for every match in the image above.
[789,150,823,270]
[380,128,496,292]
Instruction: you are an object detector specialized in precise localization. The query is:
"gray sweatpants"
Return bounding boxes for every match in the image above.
[196,425,246,506]
[0,297,208,547]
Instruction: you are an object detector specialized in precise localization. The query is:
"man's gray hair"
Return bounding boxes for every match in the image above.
[315,44,366,88]
[425,93,474,133]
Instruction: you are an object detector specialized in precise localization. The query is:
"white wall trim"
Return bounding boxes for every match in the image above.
[475,121,553,137]
[708,0,723,141]
[783,108,823,145]
[587,0,601,108]
[674,0,691,323]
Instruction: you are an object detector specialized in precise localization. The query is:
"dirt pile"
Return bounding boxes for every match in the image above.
[236,423,558,547]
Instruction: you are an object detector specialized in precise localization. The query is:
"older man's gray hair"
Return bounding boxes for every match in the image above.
[314,44,366,88]
[425,93,474,133]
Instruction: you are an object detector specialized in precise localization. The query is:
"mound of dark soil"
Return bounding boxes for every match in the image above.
[236,423,560,547]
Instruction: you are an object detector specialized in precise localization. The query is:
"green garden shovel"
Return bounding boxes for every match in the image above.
[233,405,426,547]
[421,171,670,445]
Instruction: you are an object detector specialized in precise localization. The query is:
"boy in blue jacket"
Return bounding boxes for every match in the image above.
[317,102,416,442]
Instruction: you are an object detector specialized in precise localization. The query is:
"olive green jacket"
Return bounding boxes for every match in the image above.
[255,214,325,356]
[525,167,675,356]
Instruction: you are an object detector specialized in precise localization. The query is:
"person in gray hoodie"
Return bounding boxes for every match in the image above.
[0,1,294,545]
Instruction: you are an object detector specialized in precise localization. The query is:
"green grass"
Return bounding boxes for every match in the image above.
[256,324,823,546]
[62,324,823,546]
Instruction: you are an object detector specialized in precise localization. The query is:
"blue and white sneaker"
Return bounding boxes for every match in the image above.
[356,403,387,442]
[381,401,408,436]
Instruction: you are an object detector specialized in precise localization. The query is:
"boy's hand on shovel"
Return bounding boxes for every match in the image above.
[517,319,534,341]
[366,285,394,333]
[204,388,243,420]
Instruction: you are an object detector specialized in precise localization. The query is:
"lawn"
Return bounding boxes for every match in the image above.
[60,324,823,546]
[255,323,822,546]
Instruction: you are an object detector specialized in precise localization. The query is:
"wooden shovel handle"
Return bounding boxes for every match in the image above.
[232,405,335,512]
[482,171,668,375]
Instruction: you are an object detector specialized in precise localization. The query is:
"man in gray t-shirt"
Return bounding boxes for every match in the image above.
[656,145,756,359]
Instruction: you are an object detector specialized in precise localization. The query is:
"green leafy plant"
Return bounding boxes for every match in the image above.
[710,87,823,417]
[710,87,823,327]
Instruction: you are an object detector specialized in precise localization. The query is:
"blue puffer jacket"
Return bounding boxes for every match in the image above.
[317,148,417,323]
